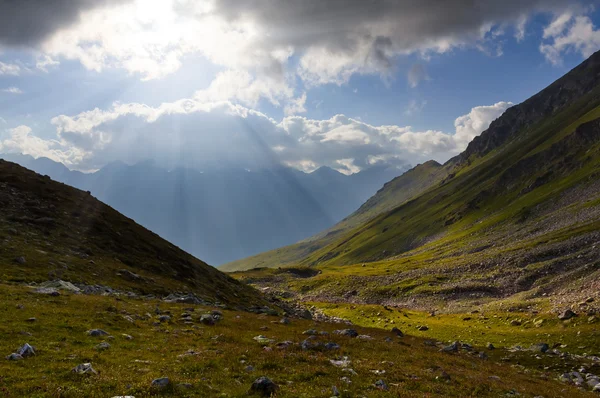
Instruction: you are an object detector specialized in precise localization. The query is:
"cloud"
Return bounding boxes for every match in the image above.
[0,62,21,76]
[0,125,86,166]
[0,0,133,47]
[407,64,429,88]
[9,0,575,85]
[2,87,23,94]
[540,12,600,65]
[9,97,510,174]
[405,100,427,116]
[284,92,307,116]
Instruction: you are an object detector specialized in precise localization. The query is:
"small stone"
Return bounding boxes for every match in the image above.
[558,309,576,320]
[122,315,134,323]
[391,327,403,337]
[250,376,278,396]
[122,334,133,340]
[417,325,429,331]
[374,379,388,391]
[6,353,23,361]
[151,377,170,388]
[158,315,171,323]
[96,342,111,351]
[332,385,340,396]
[510,319,522,326]
[18,343,35,357]
[14,256,26,264]
[437,371,451,381]
[479,351,488,360]
[279,317,290,325]
[200,314,215,325]
[530,343,549,353]
[25,317,36,323]
[487,343,495,350]
[333,329,358,337]
[253,335,275,345]
[72,363,97,375]
[324,342,340,350]
[245,365,255,372]
[87,329,109,337]
[441,341,459,353]
[302,329,318,335]
[340,376,351,384]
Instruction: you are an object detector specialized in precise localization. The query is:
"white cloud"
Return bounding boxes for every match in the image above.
[0,61,20,76]
[284,92,307,116]
[407,64,429,88]
[540,13,600,65]
[405,100,427,116]
[0,125,86,166]
[36,55,60,72]
[2,87,23,94]
[39,97,510,173]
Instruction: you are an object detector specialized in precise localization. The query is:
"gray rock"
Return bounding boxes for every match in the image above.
[375,379,389,391]
[302,329,318,335]
[200,314,215,325]
[18,343,35,357]
[325,342,340,350]
[558,309,577,320]
[87,329,109,337]
[40,280,81,293]
[332,385,340,396]
[487,343,495,350]
[391,327,403,337]
[34,287,60,296]
[96,342,111,351]
[279,317,290,325]
[479,351,489,360]
[245,365,255,372]
[72,363,97,375]
[441,341,459,352]
[122,334,133,340]
[158,315,171,322]
[333,329,358,338]
[250,376,279,396]
[417,325,429,331]
[25,317,36,323]
[151,377,170,388]
[530,343,549,353]
[593,384,600,392]
[6,353,23,360]
[14,256,26,264]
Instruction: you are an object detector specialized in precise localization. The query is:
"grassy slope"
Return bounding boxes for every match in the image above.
[221,160,445,271]
[0,283,594,397]
[0,160,264,308]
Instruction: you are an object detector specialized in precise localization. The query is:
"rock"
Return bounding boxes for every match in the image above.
[72,363,97,375]
[333,329,358,337]
[276,341,293,349]
[530,343,549,353]
[487,343,495,350]
[158,315,171,322]
[332,385,340,396]
[374,379,389,391]
[6,353,23,360]
[478,351,488,360]
[250,376,279,396]
[96,342,111,351]
[301,336,320,351]
[211,310,223,320]
[558,309,577,320]
[18,343,35,357]
[279,317,290,325]
[151,377,170,388]
[87,329,109,337]
[441,341,459,353]
[593,384,600,392]
[417,325,429,331]
[340,376,351,384]
[302,329,318,335]
[117,269,142,281]
[437,371,451,381]
[245,365,255,372]
[384,337,393,343]
[34,287,60,296]
[200,314,215,325]
[357,334,373,340]
[14,256,26,264]
[25,317,36,323]
[122,334,133,340]
[325,342,341,350]
[510,319,522,326]
[253,335,275,345]
[122,315,135,323]
[391,327,404,337]
[39,280,81,293]
[534,319,545,327]
[330,357,351,368]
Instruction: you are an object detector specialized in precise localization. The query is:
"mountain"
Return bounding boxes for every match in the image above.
[0,154,403,265]
[225,51,600,307]
[221,159,445,271]
[0,158,264,307]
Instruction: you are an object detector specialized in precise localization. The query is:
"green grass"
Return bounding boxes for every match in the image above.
[0,283,595,397]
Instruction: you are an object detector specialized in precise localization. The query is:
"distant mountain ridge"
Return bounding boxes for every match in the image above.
[0,153,404,265]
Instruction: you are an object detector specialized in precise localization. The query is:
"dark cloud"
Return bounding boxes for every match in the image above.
[0,0,132,47]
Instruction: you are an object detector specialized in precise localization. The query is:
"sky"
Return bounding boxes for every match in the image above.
[0,0,599,174]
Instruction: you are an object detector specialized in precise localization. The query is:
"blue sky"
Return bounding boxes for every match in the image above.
[0,1,598,173]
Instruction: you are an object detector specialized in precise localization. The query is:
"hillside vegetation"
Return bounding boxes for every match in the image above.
[227,51,600,312]
[0,159,264,308]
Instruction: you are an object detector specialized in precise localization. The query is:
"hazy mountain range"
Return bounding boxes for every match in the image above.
[0,153,404,265]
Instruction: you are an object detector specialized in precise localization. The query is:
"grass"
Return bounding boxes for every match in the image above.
[0,283,595,397]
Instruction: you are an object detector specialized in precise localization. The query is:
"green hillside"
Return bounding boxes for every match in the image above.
[227,51,600,309]
[0,159,264,308]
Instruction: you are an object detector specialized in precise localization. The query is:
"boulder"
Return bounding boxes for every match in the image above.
[558,309,577,320]
[72,363,97,375]
[151,377,170,388]
[250,376,279,396]
[87,329,109,337]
